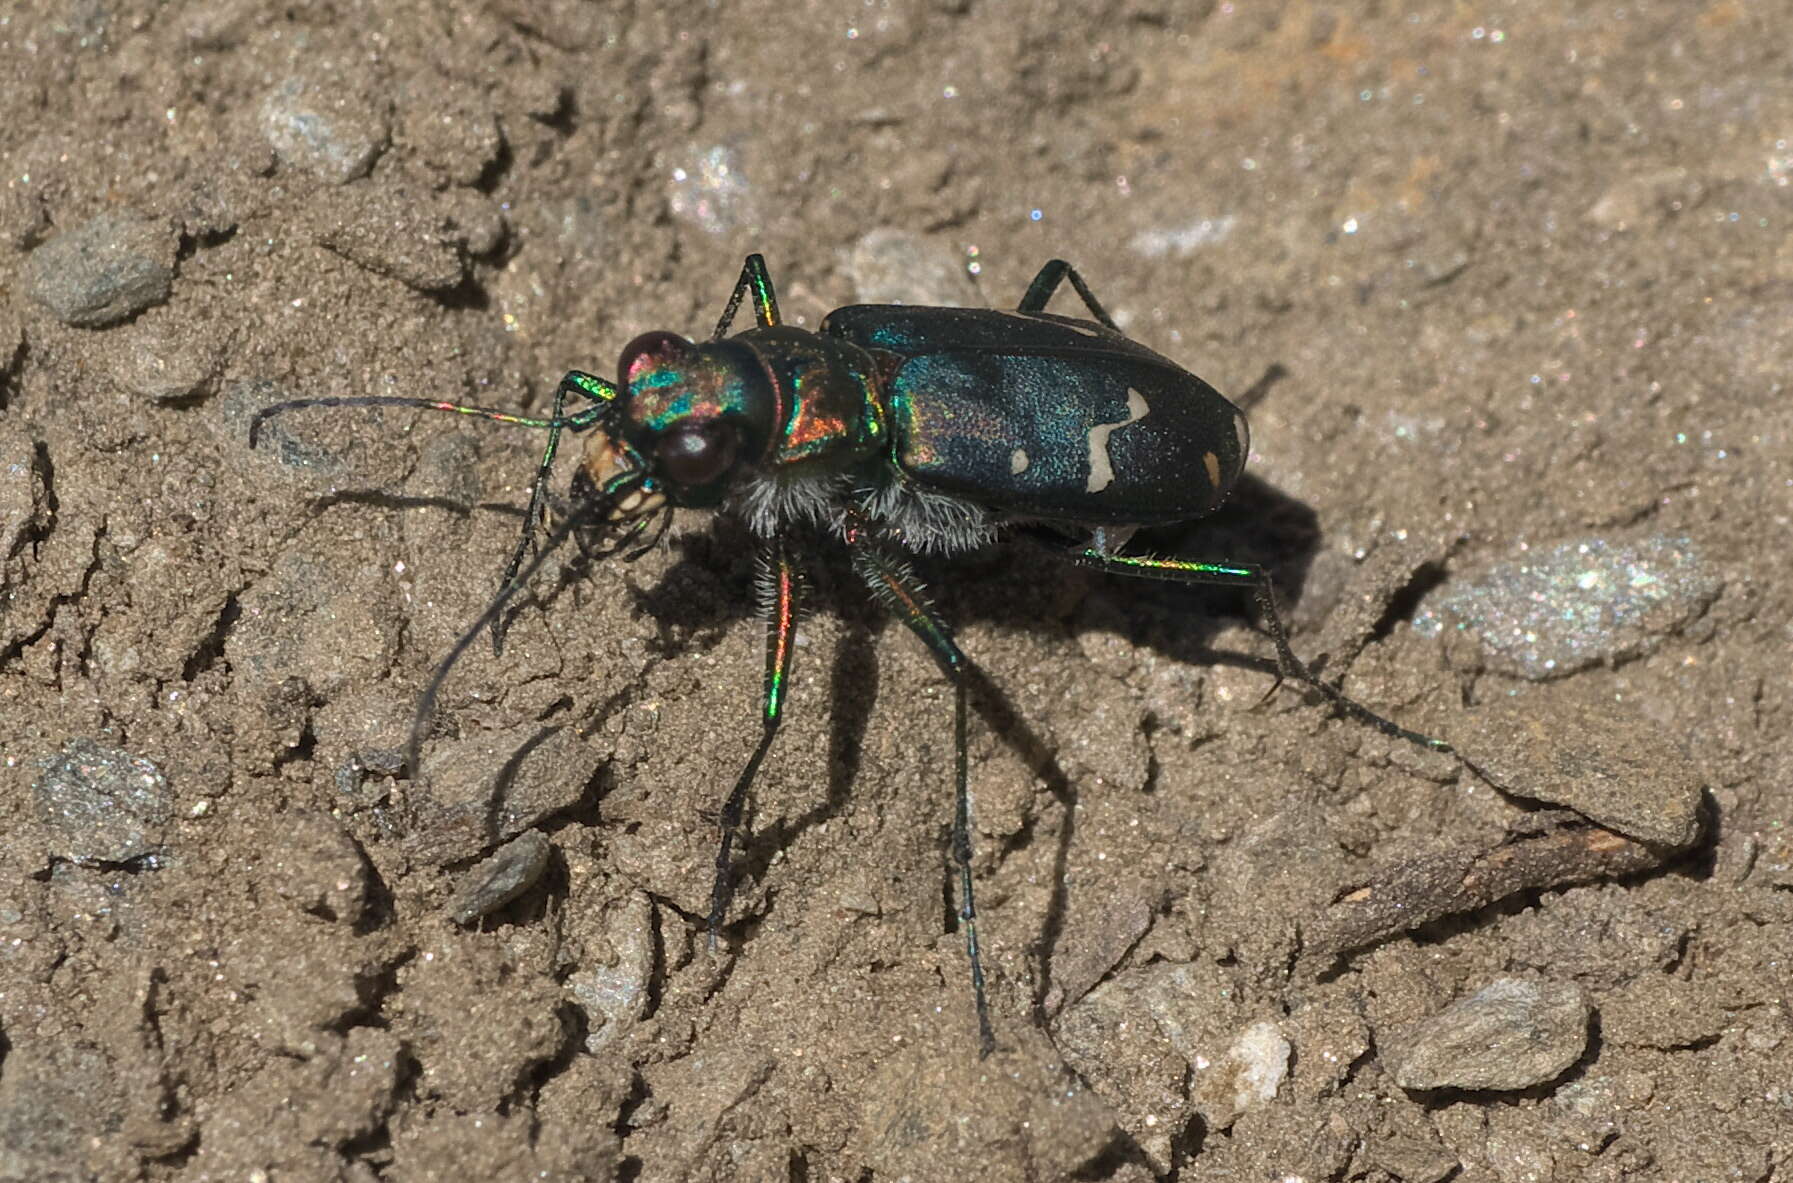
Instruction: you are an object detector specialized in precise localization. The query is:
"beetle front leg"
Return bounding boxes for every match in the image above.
[711,253,784,338]
[1018,259,1121,331]
[493,371,618,654]
[709,538,801,945]
[1064,547,1454,755]
[246,370,619,658]
[847,531,997,1058]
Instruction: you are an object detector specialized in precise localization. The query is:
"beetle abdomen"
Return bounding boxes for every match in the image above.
[884,348,1246,525]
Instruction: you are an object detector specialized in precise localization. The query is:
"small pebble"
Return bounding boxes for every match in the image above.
[1413,535,1721,680]
[109,318,226,402]
[261,75,388,184]
[1192,1019,1290,1129]
[565,892,655,1052]
[33,738,173,865]
[1392,978,1589,1092]
[850,228,980,306]
[447,830,552,924]
[24,212,175,328]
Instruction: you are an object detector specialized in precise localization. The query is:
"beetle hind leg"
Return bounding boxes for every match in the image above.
[1018,260,1121,331]
[1062,545,1454,755]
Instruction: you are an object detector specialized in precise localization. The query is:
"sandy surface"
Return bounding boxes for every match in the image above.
[2,2,1790,1180]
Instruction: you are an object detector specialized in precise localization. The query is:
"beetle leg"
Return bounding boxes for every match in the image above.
[709,539,801,948]
[711,253,784,338]
[846,530,997,1057]
[1064,547,1454,755]
[1018,259,1121,331]
[492,370,619,654]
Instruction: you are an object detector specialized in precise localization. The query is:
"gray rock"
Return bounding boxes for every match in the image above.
[1392,978,1589,1092]
[261,76,388,183]
[34,739,173,865]
[1413,535,1721,680]
[407,726,602,867]
[565,892,655,1053]
[448,830,553,924]
[24,212,175,327]
[1463,689,1704,847]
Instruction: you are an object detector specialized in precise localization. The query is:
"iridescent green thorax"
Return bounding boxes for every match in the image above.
[737,326,886,473]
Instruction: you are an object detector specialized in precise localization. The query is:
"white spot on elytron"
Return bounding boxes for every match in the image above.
[1010,448,1029,474]
[1086,388,1150,493]
[1203,451,1221,488]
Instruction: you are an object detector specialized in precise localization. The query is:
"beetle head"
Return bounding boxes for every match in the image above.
[600,330,777,508]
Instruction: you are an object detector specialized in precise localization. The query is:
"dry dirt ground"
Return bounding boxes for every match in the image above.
[2,2,1790,1180]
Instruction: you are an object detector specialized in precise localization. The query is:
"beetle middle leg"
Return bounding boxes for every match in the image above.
[711,253,784,338]
[1018,259,1121,331]
[846,526,997,1057]
[1064,547,1454,754]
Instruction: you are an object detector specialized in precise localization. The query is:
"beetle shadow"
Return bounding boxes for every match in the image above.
[926,471,1326,678]
[1076,471,1325,674]
[628,472,1322,660]
[614,472,1329,1017]
[926,472,1326,1007]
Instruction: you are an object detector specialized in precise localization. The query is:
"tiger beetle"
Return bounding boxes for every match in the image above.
[251,254,1451,1056]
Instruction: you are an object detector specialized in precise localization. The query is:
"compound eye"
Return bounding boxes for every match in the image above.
[618,331,691,385]
[656,421,738,488]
